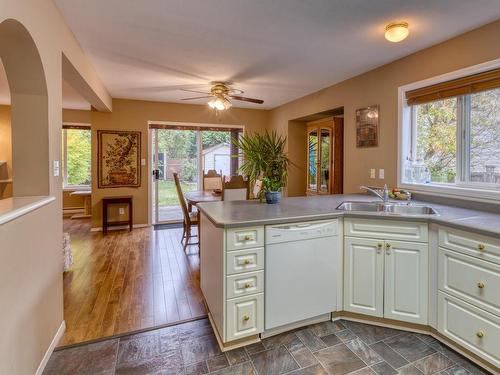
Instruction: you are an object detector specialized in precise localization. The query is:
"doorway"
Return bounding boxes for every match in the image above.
[150,124,242,224]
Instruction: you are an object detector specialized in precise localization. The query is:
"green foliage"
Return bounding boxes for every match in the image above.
[235,130,289,193]
[66,129,91,186]
[181,158,198,182]
[202,131,230,149]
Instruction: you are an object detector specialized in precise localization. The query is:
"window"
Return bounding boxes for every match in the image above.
[62,127,91,188]
[402,66,500,196]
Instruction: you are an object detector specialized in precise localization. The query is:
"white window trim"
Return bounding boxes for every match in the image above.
[62,125,92,190]
[397,58,500,204]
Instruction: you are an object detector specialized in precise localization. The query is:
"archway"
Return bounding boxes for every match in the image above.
[0,19,49,197]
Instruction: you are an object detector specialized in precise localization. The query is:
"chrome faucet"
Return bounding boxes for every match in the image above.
[360,184,390,204]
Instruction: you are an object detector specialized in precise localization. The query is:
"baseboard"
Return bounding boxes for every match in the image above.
[90,223,150,232]
[35,320,65,375]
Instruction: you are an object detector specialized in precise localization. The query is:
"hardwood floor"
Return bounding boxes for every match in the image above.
[60,218,206,347]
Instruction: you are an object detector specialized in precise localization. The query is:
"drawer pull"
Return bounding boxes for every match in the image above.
[476,330,485,338]
[244,283,252,289]
[243,315,250,322]
[386,242,391,254]
[244,235,252,241]
[477,282,485,289]
[244,259,252,265]
[478,244,486,251]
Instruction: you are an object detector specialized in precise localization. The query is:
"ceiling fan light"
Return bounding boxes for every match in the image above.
[385,22,409,42]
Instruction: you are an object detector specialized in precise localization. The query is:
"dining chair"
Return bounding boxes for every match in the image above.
[222,175,250,201]
[202,169,222,191]
[173,172,199,251]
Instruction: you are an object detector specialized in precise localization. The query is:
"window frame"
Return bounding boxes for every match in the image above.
[398,59,500,203]
[62,124,92,190]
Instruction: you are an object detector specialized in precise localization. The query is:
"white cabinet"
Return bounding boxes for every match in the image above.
[344,237,384,317]
[344,219,428,325]
[226,293,264,341]
[385,240,428,324]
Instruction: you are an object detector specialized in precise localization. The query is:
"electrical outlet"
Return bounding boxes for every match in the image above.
[119,207,125,215]
[370,169,376,179]
[379,169,385,179]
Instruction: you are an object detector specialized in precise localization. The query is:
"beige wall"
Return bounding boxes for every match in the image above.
[270,20,500,195]
[72,99,270,228]
[0,0,110,373]
[0,105,12,199]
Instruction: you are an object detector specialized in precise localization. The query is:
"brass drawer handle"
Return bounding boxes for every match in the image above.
[377,243,383,248]
[243,315,250,322]
[244,283,252,289]
[243,235,252,241]
[385,242,391,254]
[476,330,485,338]
[243,259,252,265]
[478,244,486,251]
[477,282,485,289]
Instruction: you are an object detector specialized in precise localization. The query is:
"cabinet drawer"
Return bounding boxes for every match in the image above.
[438,292,500,368]
[226,226,264,251]
[226,247,264,275]
[344,218,428,242]
[439,227,500,265]
[226,293,264,341]
[439,248,500,316]
[226,271,264,299]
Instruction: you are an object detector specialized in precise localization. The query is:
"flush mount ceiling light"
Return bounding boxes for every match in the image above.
[385,22,409,43]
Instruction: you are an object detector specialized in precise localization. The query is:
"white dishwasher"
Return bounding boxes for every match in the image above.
[265,220,338,330]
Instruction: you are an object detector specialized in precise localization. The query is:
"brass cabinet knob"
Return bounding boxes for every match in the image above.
[478,244,486,251]
[244,259,251,265]
[243,315,250,321]
[244,235,252,241]
[385,243,391,248]
[476,330,485,338]
[244,283,252,289]
[385,242,391,254]
[477,282,485,289]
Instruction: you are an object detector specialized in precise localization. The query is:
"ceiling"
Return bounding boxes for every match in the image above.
[28,2,500,109]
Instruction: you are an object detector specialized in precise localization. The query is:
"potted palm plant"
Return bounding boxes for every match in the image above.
[236,130,289,204]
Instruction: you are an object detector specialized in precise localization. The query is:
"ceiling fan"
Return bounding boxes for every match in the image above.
[180,81,264,110]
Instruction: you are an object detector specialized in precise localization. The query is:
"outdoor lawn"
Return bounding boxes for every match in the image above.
[157,179,198,206]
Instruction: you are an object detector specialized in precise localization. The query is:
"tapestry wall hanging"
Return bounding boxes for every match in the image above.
[98,130,141,188]
[356,105,379,148]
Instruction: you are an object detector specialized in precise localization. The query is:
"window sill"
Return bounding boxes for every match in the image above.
[63,186,91,192]
[399,182,500,204]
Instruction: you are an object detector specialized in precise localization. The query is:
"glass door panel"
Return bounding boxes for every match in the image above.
[319,128,331,193]
[307,129,318,192]
[153,129,200,223]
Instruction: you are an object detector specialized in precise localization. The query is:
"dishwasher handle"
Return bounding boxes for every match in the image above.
[266,220,338,243]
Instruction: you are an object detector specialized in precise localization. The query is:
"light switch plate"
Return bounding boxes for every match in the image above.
[53,160,60,177]
[379,169,385,179]
[370,169,376,179]
[119,208,125,215]
[141,158,146,166]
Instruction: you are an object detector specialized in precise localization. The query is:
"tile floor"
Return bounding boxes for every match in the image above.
[44,318,492,375]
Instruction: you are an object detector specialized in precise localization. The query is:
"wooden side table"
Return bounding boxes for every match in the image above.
[102,196,133,234]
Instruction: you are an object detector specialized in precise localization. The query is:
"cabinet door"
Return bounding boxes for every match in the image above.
[344,237,384,317]
[384,240,428,324]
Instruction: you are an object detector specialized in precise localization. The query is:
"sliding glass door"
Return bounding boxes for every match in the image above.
[151,126,242,224]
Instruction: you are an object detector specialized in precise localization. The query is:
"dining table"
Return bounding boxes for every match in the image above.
[184,190,222,212]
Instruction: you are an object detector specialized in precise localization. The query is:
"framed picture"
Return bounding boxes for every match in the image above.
[356,105,379,147]
[98,130,141,188]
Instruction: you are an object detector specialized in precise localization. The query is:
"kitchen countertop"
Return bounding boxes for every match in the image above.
[197,194,500,237]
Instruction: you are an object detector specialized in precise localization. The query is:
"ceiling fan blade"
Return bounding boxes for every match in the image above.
[181,89,211,95]
[181,96,212,100]
[229,95,264,104]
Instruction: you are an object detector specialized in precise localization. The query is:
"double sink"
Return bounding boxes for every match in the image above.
[336,201,438,216]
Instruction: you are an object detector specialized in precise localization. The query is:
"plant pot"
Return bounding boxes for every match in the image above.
[265,191,281,204]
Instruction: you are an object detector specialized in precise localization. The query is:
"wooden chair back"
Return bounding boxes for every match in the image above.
[222,175,249,201]
[202,169,222,191]
[173,172,190,223]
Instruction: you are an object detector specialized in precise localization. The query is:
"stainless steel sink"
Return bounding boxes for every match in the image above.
[385,205,438,215]
[336,201,438,215]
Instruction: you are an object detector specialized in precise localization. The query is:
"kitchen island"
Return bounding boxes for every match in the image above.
[197,194,500,374]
